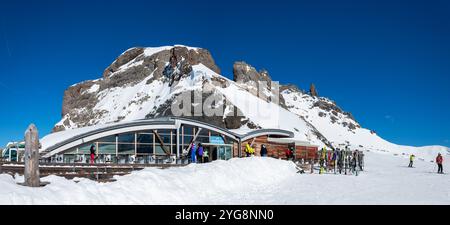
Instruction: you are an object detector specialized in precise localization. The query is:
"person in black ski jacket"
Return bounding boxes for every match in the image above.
[260,144,268,157]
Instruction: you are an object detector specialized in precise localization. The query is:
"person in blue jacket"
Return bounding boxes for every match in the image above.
[190,143,197,163]
[197,143,204,163]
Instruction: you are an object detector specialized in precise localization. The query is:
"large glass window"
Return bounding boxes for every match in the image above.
[99,143,116,154]
[118,144,134,154]
[78,143,94,154]
[183,126,194,136]
[137,144,153,154]
[137,133,153,144]
[198,128,209,136]
[97,135,116,143]
[118,133,135,143]
[155,144,170,155]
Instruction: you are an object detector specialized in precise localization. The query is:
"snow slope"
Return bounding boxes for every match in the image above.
[1,152,448,205]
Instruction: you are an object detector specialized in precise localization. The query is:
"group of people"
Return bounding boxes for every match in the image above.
[319,147,364,175]
[409,153,444,174]
[189,143,210,163]
[244,143,295,160]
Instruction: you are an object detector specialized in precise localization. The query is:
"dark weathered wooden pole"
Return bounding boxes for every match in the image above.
[24,124,40,187]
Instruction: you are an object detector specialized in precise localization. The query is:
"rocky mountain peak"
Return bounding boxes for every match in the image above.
[233,61,272,84]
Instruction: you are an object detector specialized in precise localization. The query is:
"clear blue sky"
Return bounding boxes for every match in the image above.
[0,0,449,147]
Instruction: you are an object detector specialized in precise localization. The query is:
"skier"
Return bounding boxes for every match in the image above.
[190,143,197,163]
[203,148,209,163]
[436,153,444,174]
[260,144,268,157]
[89,144,96,164]
[245,143,255,157]
[197,143,204,163]
[408,154,415,168]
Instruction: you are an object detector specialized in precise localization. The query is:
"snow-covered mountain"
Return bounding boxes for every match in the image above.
[52,45,450,162]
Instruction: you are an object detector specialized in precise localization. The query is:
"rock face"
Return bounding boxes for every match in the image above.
[54,46,258,132]
[233,61,274,101]
[56,46,222,131]
[233,61,271,84]
[310,83,318,97]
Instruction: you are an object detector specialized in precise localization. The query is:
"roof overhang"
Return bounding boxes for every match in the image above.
[240,129,294,142]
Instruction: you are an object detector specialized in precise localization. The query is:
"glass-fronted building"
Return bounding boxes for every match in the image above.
[40,117,294,164]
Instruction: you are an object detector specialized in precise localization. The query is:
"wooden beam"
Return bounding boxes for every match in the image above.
[153,131,171,156]
[250,138,256,147]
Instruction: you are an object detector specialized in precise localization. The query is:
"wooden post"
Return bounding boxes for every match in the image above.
[24,124,40,187]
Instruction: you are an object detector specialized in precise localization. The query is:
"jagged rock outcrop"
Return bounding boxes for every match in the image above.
[233,61,274,101]
[233,61,272,85]
[310,83,318,97]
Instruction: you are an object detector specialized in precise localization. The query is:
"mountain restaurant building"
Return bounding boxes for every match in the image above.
[40,117,318,164]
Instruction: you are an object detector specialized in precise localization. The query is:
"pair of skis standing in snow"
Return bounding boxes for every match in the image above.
[318,147,364,176]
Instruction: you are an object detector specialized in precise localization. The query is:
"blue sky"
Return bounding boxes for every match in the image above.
[0,0,449,147]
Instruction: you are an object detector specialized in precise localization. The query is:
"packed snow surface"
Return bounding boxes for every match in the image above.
[1,151,448,205]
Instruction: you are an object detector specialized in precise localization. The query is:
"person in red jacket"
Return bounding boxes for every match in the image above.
[436,153,444,174]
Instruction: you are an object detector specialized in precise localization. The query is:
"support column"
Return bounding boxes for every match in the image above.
[115,135,118,158]
[176,128,180,160]
[135,132,138,157]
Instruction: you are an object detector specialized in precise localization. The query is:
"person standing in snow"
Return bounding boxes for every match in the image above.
[245,143,255,157]
[89,144,96,164]
[260,144,268,157]
[408,154,415,168]
[436,153,444,174]
[285,146,294,161]
[197,143,204,163]
[203,148,209,163]
[190,143,197,164]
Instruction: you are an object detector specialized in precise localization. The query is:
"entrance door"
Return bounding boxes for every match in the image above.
[217,145,232,160]
[203,144,233,161]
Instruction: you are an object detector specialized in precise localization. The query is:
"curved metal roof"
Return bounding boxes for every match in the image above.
[41,117,294,158]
